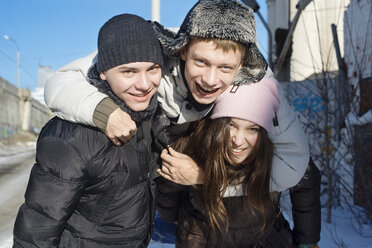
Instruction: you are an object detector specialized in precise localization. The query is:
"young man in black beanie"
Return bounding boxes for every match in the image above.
[13,14,163,248]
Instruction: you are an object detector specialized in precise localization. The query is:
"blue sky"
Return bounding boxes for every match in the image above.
[0,0,268,91]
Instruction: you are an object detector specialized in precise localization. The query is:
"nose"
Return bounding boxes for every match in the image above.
[201,67,218,88]
[136,72,151,91]
[231,130,245,147]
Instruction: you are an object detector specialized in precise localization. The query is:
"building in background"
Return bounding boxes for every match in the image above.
[268,0,371,223]
[31,65,55,105]
[343,0,372,219]
[0,65,53,138]
[267,0,350,81]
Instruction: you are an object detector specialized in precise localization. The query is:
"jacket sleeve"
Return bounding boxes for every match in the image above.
[290,158,321,245]
[44,52,107,126]
[13,136,86,248]
[156,177,189,223]
[268,80,310,192]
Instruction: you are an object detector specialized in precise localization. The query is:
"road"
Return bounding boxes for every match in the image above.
[0,150,35,248]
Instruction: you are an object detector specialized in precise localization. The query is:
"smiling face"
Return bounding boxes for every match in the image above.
[228,118,260,166]
[100,62,162,111]
[181,40,243,105]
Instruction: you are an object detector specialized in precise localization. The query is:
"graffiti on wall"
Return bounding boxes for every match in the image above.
[284,84,325,120]
[0,124,19,139]
[292,91,324,120]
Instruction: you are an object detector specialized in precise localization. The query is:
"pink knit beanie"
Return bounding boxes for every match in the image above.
[210,77,280,132]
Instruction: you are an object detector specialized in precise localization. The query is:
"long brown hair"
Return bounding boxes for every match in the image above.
[172,117,275,236]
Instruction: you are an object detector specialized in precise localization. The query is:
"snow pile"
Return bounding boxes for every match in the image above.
[346,110,372,126]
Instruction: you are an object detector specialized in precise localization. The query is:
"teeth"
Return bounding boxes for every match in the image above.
[197,84,218,94]
[132,92,148,97]
[232,148,243,153]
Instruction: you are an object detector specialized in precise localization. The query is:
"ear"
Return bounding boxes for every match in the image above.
[100,71,107,80]
[237,63,243,71]
[180,49,187,61]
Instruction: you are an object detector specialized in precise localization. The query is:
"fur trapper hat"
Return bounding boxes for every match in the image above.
[152,0,268,85]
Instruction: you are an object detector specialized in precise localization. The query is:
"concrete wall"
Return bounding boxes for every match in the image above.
[0,77,52,138]
[0,78,21,138]
[29,96,52,133]
[281,77,354,207]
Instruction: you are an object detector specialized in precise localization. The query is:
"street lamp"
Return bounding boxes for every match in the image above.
[3,34,20,89]
[241,0,273,68]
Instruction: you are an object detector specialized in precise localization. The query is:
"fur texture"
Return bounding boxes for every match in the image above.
[152,0,268,85]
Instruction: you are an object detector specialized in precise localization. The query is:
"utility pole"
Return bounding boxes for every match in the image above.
[241,0,273,68]
[274,0,313,77]
[3,34,20,89]
[331,23,350,142]
[3,34,28,130]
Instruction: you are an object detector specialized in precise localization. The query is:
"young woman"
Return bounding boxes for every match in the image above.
[156,77,298,247]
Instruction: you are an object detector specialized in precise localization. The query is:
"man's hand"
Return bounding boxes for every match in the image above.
[106,108,137,145]
[158,147,203,185]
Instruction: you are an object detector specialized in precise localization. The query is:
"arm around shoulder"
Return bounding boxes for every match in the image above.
[269,82,310,192]
[44,52,108,126]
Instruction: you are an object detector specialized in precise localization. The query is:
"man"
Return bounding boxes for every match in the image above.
[45,0,308,192]
[13,14,163,247]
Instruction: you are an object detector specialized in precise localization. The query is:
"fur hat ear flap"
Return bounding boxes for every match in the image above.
[152,21,189,56]
[233,43,268,86]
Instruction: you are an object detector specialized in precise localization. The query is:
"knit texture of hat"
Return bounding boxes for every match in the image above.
[152,0,268,85]
[210,77,280,132]
[97,14,163,72]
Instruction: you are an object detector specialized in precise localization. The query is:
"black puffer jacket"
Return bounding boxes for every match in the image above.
[290,158,321,245]
[259,158,321,248]
[13,97,159,247]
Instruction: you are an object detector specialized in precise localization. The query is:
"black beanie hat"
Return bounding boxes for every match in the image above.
[97,14,163,73]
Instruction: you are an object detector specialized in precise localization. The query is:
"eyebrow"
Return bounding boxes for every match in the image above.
[116,66,136,70]
[191,52,207,61]
[192,52,239,68]
[117,63,157,70]
[231,120,259,128]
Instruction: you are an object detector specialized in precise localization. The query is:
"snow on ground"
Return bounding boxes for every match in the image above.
[317,208,372,247]
[0,131,37,158]
[0,131,38,248]
[0,132,371,248]
[280,192,372,248]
